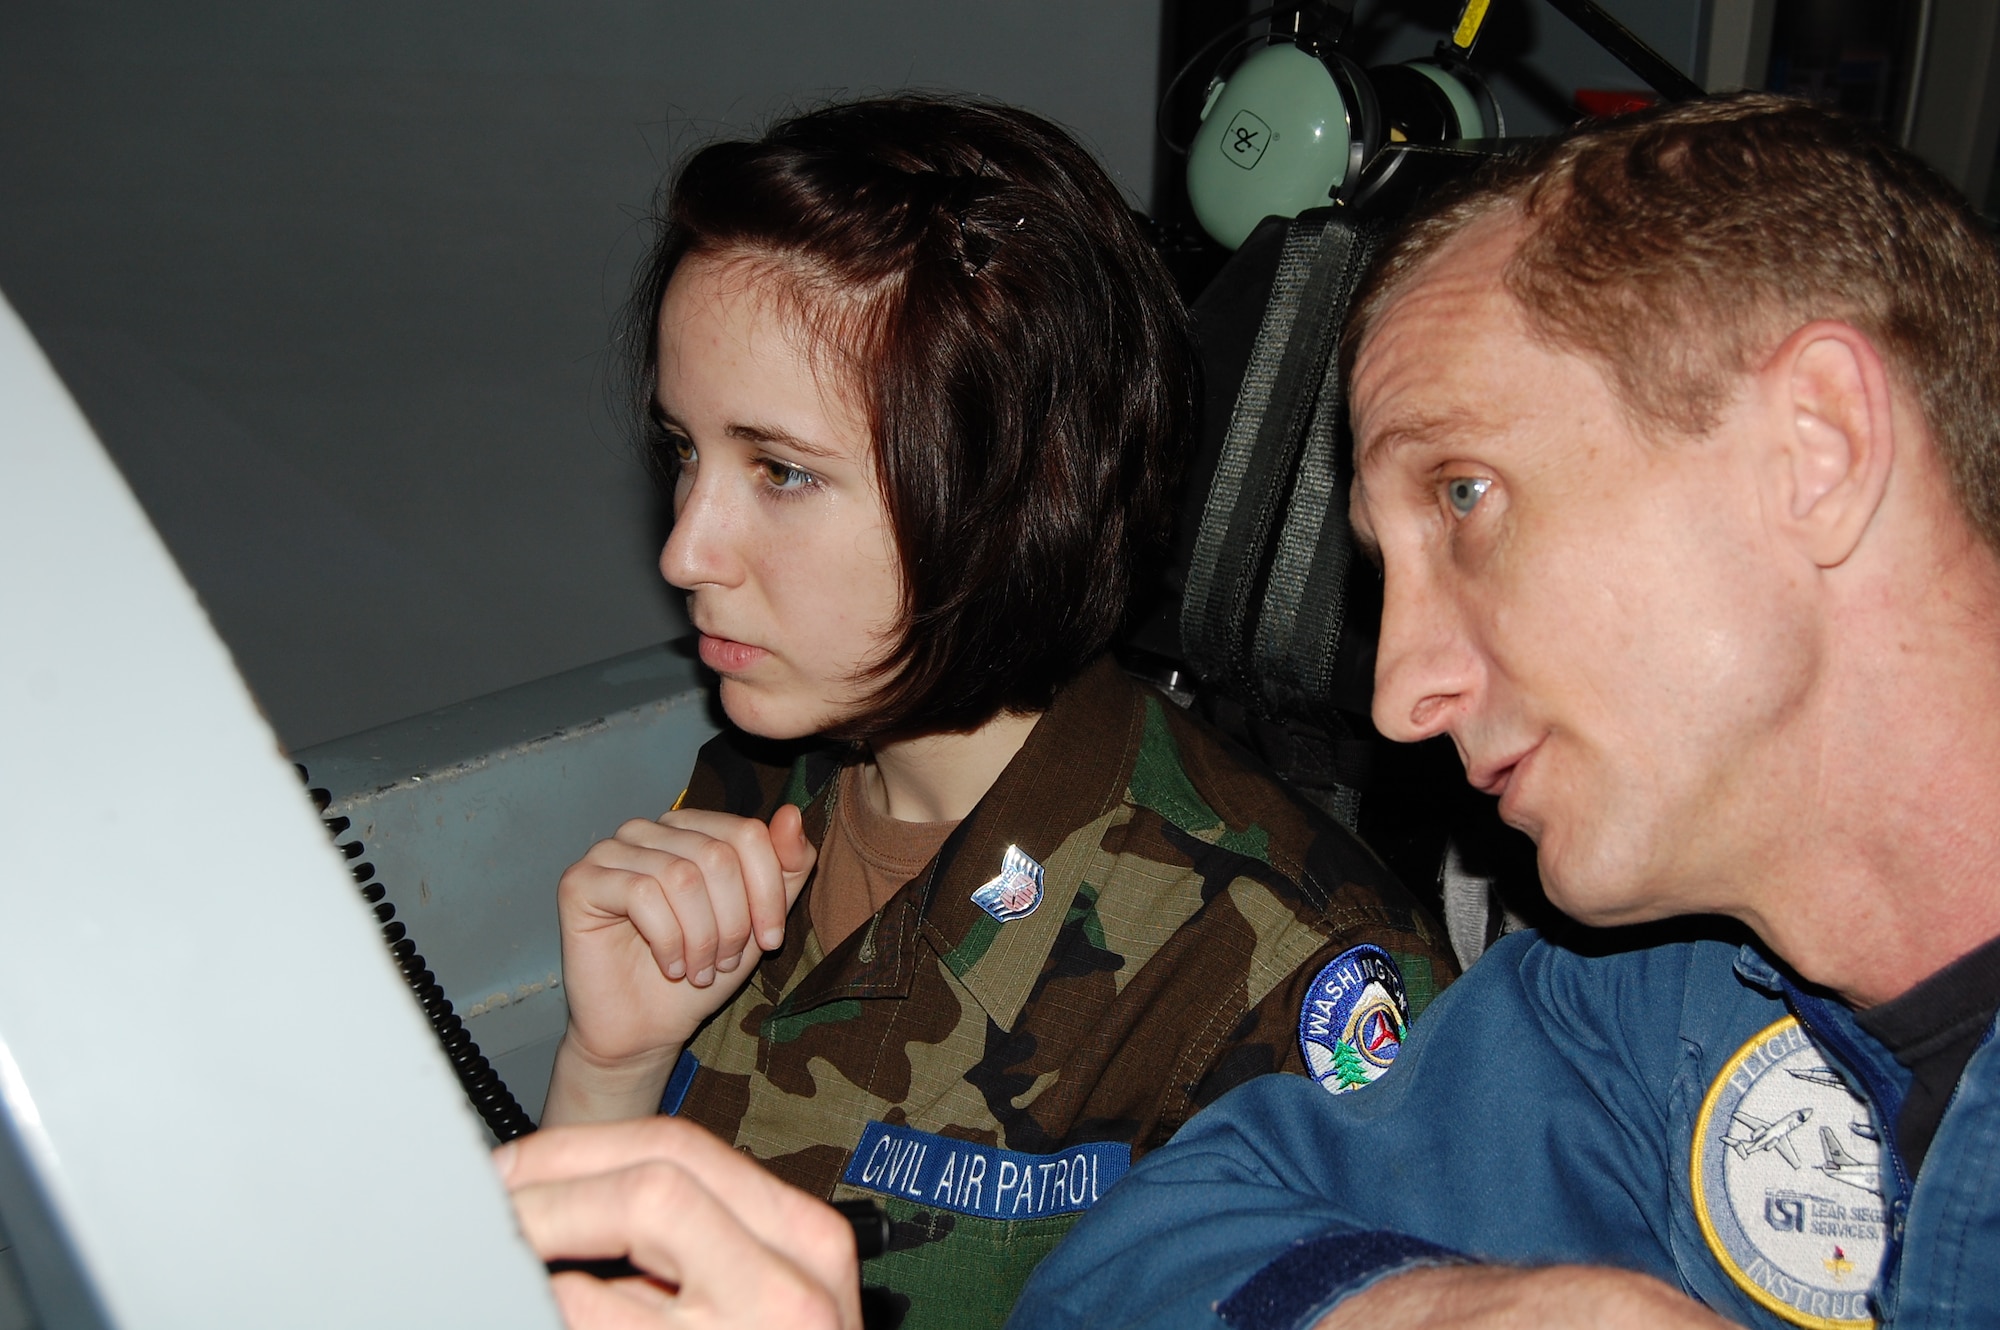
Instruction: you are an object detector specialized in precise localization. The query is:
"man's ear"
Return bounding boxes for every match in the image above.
[1757,320,1896,568]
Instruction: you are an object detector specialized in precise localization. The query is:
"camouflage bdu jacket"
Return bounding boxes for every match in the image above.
[666,657,1455,1328]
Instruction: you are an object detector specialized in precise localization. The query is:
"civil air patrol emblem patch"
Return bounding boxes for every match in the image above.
[1692,1016,1886,1329]
[1298,944,1408,1094]
[970,844,1044,923]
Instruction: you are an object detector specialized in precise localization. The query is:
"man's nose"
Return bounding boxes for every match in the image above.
[658,474,742,592]
[1370,562,1479,745]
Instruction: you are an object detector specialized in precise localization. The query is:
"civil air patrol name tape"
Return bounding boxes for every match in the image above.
[1298,944,1409,1095]
[841,1121,1131,1220]
[1692,1017,1887,1329]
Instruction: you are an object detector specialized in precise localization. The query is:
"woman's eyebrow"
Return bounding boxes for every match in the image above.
[725,421,842,461]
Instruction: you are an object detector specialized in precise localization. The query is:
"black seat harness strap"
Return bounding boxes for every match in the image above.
[1253,220,1383,723]
[1181,212,1383,722]
[1181,212,1358,706]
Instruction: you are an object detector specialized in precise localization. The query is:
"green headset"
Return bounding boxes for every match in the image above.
[1176,0,1503,249]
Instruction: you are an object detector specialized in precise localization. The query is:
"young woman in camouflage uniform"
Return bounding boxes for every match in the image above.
[541,95,1454,1328]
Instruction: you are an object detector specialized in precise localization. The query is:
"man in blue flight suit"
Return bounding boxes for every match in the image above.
[1009,94,2000,1330]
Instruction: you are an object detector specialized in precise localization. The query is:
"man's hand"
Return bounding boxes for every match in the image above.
[1317,1265,1740,1329]
[544,805,815,1124]
[498,1117,861,1330]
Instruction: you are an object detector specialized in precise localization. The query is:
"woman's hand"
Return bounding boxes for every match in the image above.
[543,805,816,1124]
[499,1117,860,1330]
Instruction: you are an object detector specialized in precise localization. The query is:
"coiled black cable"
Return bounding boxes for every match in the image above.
[297,764,537,1142]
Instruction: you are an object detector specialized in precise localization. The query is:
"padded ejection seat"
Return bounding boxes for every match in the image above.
[1121,147,1544,968]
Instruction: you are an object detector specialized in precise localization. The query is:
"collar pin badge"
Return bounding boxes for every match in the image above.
[970,844,1044,923]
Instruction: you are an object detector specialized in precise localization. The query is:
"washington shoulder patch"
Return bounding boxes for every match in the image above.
[1691,1016,1887,1329]
[1298,944,1409,1094]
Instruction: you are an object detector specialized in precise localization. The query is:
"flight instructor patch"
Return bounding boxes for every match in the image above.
[1298,944,1409,1094]
[1692,1016,1887,1329]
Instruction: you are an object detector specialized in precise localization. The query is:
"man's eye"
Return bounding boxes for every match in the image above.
[1445,476,1491,518]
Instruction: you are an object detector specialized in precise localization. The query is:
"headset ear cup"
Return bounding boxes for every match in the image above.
[1317,48,1383,201]
[1184,41,1370,247]
[1451,60,1503,138]
[1421,54,1504,139]
[1369,62,1459,142]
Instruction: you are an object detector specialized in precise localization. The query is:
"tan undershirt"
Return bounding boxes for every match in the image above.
[809,764,960,951]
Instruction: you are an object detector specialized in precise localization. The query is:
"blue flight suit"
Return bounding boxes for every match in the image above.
[1010,931,2000,1329]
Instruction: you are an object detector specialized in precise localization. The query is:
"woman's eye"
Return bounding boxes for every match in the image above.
[1445,476,1492,518]
[669,434,696,466]
[759,459,818,492]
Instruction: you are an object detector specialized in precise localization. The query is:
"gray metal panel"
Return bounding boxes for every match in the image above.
[0,1232,37,1330]
[1702,0,1777,92]
[1906,0,2000,205]
[294,642,720,1126]
[0,1117,97,1330]
[0,289,561,1329]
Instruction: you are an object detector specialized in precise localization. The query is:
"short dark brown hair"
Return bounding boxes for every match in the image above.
[1346,93,2000,552]
[624,95,1196,736]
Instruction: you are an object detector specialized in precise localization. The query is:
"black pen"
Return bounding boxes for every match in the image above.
[545,1198,891,1280]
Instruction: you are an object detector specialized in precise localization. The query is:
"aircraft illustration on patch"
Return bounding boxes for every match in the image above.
[1815,1126,1883,1195]
[1787,1065,1849,1090]
[1722,1106,1812,1167]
